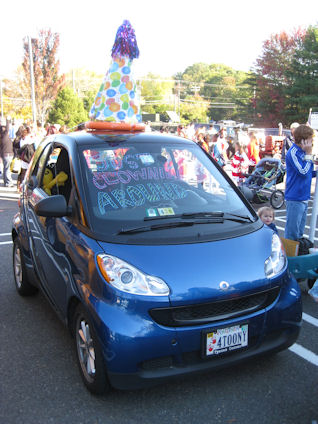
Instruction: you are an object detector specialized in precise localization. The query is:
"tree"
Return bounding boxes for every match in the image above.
[3,67,33,120]
[179,63,252,122]
[285,25,318,123]
[252,29,305,126]
[22,29,65,124]
[48,87,88,128]
[140,73,174,114]
[180,95,209,123]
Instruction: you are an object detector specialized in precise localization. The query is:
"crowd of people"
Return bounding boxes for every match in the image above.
[0,118,68,189]
[160,122,263,183]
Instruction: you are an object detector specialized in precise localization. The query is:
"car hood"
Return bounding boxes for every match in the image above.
[98,227,280,306]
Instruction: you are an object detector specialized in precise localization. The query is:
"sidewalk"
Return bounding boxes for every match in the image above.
[0,174,20,199]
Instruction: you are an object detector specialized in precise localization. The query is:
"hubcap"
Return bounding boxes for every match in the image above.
[14,245,22,288]
[76,317,96,383]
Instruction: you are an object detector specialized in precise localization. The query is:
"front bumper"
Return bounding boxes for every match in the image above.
[96,275,302,390]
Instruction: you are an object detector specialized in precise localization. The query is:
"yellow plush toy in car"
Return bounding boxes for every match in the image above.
[43,168,68,195]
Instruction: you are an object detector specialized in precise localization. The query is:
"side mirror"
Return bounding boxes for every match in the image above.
[28,175,38,190]
[34,195,72,217]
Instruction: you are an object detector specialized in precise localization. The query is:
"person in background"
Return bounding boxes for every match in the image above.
[36,121,46,140]
[185,122,195,141]
[207,124,217,144]
[177,125,186,138]
[211,134,225,168]
[226,137,235,160]
[17,127,35,190]
[196,132,209,152]
[258,206,278,234]
[0,117,14,187]
[284,124,316,241]
[59,125,68,134]
[231,142,249,184]
[281,122,299,163]
[144,121,152,132]
[247,132,260,173]
[46,125,58,136]
[216,128,228,162]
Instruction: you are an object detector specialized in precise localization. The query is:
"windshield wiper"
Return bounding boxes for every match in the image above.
[144,211,254,224]
[118,220,195,235]
[180,211,253,223]
[144,212,224,222]
[181,212,224,219]
[118,217,225,235]
[223,212,254,223]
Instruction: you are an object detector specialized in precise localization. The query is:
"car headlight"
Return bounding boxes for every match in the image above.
[97,254,170,296]
[264,233,287,278]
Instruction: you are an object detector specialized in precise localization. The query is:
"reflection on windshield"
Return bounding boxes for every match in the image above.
[81,142,250,226]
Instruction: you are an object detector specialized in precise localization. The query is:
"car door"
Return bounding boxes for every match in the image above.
[25,143,75,316]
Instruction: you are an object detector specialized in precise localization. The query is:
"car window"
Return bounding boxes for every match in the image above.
[79,140,254,240]
[29,143,53,183]
[40,146,72,203]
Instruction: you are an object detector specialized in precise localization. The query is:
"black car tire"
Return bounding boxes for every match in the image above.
[13,238,38,296]
[74,304,110,395]
[270,190,285,209]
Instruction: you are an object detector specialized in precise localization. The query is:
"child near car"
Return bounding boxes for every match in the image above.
[257,206,278,234]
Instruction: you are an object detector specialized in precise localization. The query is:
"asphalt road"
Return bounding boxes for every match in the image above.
[1,186,317,424]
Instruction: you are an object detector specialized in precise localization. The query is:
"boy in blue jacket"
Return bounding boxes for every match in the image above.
[284,125,316,240]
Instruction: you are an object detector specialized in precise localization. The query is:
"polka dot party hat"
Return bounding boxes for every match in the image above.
[89,20,142,124]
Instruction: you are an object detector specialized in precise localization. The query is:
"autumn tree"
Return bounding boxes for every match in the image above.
[22,29,65,124]
[3,67,34,120]
[252,29,305,127]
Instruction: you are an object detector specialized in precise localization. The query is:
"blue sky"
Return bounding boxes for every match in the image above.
[2,0,317,78]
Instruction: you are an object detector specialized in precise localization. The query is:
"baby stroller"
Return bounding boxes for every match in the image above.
[240,158,285,209]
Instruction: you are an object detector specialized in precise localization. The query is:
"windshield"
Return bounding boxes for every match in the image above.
[80,138,257,243]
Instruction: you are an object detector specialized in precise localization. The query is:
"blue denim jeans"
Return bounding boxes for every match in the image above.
[1,154,13,186]
[284,200,308,241]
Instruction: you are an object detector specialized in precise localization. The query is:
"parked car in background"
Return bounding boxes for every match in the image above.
[12,122,302,394]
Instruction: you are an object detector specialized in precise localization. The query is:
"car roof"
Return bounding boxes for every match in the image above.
[53,130,195,148]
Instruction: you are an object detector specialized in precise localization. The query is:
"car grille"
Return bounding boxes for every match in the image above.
[149,287,280,327]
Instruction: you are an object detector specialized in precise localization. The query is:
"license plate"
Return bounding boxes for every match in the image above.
[205,324,248,356]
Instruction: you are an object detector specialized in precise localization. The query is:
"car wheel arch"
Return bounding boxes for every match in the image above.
[67,296,81,336]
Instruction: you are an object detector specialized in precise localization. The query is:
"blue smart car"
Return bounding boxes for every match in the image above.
[12,123,302,394]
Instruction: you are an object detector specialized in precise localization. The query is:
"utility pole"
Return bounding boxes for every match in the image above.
[28,36,37,126]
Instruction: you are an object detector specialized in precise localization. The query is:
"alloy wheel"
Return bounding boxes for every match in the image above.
[14,245,22,289]
[76,317,96,384]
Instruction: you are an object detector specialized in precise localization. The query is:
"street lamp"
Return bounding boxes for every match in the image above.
[28,35,37,126]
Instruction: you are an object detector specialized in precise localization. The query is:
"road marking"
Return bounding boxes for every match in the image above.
[303,312,318,328]
[289,343,318,366]
[0,241,12,245]
[0,233,11,236]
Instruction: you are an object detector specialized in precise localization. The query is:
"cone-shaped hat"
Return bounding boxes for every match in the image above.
[89,20,141,123]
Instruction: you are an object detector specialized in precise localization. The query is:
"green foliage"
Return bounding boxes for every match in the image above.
[180,95,208,123]
[82,90,96,113]
[285,26,318,123]
[141,73,174,114]
[48,87,88,128]
[179,63,253,122]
